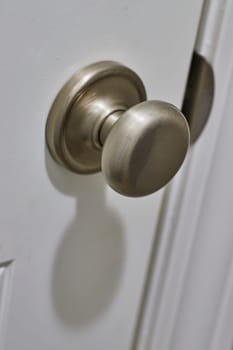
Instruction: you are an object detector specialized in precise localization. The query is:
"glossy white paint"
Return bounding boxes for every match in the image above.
[0,1,203,349]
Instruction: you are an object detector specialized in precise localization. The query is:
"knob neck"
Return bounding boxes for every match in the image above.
[98,110,124,147]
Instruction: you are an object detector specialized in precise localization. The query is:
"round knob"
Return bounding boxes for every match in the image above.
[102,101,189,197]
[46,61,190,197]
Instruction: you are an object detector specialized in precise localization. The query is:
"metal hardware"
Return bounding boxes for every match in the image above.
[46,61,190,197]
[182,51,214,143]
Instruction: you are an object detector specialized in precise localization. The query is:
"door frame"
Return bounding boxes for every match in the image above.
[132,0,233,349]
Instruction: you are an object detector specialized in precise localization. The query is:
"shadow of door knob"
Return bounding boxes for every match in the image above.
[46,61,190,197]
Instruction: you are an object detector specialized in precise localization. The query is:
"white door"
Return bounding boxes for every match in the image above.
[0,1,203,349]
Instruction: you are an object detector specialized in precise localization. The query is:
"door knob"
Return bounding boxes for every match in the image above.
[46,61,189,197]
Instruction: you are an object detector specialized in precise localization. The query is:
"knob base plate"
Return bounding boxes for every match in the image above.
[46,61,146,173]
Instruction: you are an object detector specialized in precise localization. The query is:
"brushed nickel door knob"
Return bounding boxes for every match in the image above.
[46,61,190,197]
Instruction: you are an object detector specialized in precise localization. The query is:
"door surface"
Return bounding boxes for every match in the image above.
[0,1,203,349]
